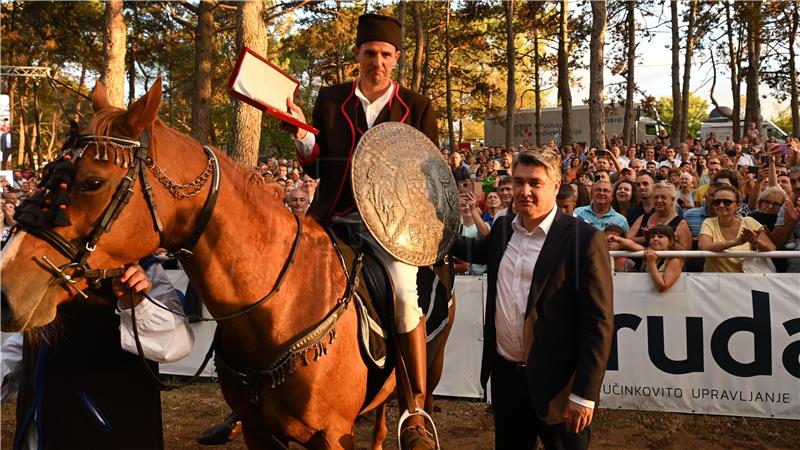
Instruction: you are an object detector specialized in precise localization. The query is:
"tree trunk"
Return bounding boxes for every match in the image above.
[670,0,681,147]
[101,0,126,107]
[47,110,57,160]
[533,27,542,147]
[745,1,763,139]
[32,82,42,170]
[16,89,26,168]
[790,2,799,135]
[445,0,456,152]
[422,5,431,97]
[127,2,139,106]
[411,1,424,93]
[622,0,636,146]
[5,2,17,127]
[504,0,516,150]
[191,0,215,145]
[679,0,698,141]
[229,0,267,166]
[396,0,407,85]
[589,0,606,151]
[557,0,573,146]
[725,1,742,142]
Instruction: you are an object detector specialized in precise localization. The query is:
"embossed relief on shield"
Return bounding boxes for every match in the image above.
[352,123,459,267]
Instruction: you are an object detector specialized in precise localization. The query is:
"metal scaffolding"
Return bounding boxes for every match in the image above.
[0,66,52,79]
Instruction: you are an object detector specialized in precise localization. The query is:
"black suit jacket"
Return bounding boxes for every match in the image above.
[451,210,614,424]
[299,81,438,220]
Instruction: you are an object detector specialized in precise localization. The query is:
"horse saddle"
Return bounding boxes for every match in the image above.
[327,223,455,370]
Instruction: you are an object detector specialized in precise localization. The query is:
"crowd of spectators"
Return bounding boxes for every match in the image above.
[448,126,800,292]
[3,124,799,293]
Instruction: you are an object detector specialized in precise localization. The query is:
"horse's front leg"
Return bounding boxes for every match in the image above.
[370,401,389,450]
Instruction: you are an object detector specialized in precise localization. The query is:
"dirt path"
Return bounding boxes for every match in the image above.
[3,381,797,449]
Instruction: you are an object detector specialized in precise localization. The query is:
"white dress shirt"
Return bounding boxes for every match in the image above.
[495,206,556,363]
[295,79,395,159]
[495,206,595,409]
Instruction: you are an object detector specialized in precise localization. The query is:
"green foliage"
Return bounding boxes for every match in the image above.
[653,94,710,139]
[771,108,793,135]
[1,0,793,157]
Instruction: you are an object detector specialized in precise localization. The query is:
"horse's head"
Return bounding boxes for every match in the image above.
[1,78,167,331]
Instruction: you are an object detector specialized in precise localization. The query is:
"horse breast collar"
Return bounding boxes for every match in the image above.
[14,129,220,298]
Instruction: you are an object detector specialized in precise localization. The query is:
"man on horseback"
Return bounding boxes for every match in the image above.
[282,13,439,450]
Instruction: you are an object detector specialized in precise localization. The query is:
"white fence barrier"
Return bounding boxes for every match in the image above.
[161,269,800,419]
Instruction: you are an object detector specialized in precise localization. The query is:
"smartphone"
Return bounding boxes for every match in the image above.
[760,155,770,166]
[496,169,509,176]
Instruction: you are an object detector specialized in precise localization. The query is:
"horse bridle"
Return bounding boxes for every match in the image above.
[15,130,221,299]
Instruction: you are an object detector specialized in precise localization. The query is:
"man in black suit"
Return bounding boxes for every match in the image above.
[281,13,439,449]
[452,148,614,449]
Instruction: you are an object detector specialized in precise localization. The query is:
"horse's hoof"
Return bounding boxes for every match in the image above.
[400,425,436,450]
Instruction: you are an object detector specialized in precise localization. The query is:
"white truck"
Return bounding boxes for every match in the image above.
[483,104,661,147]
[699,119,788,142]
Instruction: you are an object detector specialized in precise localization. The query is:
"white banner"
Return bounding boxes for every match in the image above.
[602,273,800,420]
[161,270,800,419]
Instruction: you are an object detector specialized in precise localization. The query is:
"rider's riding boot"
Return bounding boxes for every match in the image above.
[396,319,436,450]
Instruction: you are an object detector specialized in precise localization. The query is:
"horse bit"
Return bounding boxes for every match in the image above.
[14,129,220,299]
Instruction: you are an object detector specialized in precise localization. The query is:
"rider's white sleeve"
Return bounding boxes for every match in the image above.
[294,131,316,159]
[118,264,194,363]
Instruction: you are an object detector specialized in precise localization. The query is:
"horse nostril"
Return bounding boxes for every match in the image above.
[1,288,12,328]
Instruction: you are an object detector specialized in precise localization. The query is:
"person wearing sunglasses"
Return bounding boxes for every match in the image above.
[698,185,776,272]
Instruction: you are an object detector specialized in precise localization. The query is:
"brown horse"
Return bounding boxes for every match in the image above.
[0,79,455,449]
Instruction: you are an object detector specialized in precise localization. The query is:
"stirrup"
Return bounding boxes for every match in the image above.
[397,407,440,450]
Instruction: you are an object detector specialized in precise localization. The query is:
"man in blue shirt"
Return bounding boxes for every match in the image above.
[575,180,630,232]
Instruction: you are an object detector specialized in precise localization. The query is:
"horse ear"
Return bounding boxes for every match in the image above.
[123,76,162,134]
[92,81,112,112]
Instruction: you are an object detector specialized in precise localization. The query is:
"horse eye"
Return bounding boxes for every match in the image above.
[79,177,105,192]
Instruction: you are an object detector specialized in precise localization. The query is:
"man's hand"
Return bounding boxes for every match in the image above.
[279,97,308,140]
[784,198,800,226]
[112,264,152,310]
[562,400,593,434]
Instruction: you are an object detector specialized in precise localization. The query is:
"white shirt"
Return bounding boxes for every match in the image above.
[495,207,556,363]
[295,79,395,159]
[495,206,595,409]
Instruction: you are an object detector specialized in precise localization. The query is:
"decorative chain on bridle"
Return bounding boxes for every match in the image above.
[149,158,213,199]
